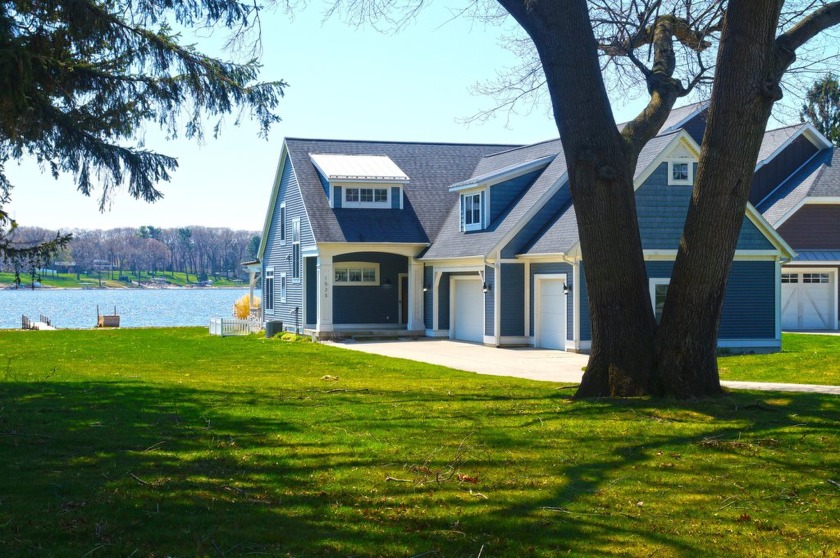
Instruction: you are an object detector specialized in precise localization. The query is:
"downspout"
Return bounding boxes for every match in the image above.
[494,250,502,347]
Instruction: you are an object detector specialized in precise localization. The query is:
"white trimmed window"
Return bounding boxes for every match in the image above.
[344,187,390,208]
[649,278,670,323]
[668,160,693,185]
[333,262,380,286]
[280,203,286,244]
[291,218,301,282]
[781,273,799,284]
[264,268,275,311]
[461,191,483,231]
[280,272,287,303]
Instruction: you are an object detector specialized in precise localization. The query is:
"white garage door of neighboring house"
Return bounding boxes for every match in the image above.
[451,278,484,343]
[782,271,836,330]
[536,277,567,350]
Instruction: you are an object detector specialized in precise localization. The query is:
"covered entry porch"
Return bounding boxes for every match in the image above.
[303,243,427,339]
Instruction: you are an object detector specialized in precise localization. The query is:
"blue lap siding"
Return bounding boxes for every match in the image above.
[637,164,773,251]
[484,266,494,337]
[489,169,543,222]
[500,264,525,336]
[424,266,434,329]
[263,156,315,331]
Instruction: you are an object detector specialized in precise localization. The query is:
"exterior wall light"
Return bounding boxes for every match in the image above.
[482,282,491,293]
[563,283,571,295]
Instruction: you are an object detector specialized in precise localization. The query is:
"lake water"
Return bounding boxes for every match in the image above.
[0,288,258,329]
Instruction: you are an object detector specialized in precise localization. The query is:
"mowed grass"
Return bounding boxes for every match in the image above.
[719,333,840,385]
[0,329,838,557]
[0,271,243,289]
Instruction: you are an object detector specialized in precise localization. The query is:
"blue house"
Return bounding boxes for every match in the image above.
[255,103,795,352]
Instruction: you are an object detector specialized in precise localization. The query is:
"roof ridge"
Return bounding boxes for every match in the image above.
[285,137,520,149]
[478,137,562,158]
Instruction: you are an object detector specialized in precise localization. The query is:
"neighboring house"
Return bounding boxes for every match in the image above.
[255,103,795,352]
[753,123,839,331]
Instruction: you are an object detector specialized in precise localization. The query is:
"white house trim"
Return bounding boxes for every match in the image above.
[634,131,700,189]
[449,155,556,192]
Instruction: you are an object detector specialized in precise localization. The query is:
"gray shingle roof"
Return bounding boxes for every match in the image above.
[284,138,517,244]
[421,144,570,260]
[758,147,839,226]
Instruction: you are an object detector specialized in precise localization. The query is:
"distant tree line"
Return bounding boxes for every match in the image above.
[3,226,260,282]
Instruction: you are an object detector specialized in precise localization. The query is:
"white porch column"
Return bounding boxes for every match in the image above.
[316,257,333,332]
[407,258,425,331]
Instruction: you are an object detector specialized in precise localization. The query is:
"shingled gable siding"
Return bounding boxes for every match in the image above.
[484,266,494,337]
[500,264,525,336]
[332,252,407,324]
[263,157,314,329]
[750,135,819,206]
[637,163,774,251]
[529,262,574,339]
[489,169,544,222]
[778,205,840,249]
[501,187,572,259]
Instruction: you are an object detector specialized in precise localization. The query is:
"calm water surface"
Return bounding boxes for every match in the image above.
[0,288,257,329]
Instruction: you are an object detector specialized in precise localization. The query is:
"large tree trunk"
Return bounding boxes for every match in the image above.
[498,0,659,396]
[653,2,782,396]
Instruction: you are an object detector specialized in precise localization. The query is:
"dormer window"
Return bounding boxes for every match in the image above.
[668,160,693,185]
[461,191,484,231]
[345,187,389,207]
[309,153,409,210]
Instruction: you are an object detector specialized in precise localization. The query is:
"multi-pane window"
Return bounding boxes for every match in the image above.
[803,273,829,284]
[668,161,692,185]
[781,273,799,284]
[461,192,482,231]
[333,263,379,286]
[292,218,301,282]
[345,188,388,206]
[264,268,275,311]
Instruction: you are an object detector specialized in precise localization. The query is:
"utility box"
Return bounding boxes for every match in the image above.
[265,321,284,338]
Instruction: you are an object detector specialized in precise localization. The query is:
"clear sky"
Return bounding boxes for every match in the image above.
[2,4,814,233]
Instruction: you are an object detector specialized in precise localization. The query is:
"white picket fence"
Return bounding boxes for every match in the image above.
[209,317,262,337]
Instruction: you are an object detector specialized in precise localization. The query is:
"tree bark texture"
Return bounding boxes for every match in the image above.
[497,0,659,396]
[653,2,783,397]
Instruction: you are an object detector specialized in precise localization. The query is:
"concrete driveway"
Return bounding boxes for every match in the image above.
[327,338,587,383]
[327,338,840,395]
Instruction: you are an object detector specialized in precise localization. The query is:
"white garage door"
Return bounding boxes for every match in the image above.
[782,272,835,330]
[452,279,484,343]
[536,278,566,350]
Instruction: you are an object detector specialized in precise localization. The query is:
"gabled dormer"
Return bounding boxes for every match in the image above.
[309,153,410,210]
[449,155,554,232]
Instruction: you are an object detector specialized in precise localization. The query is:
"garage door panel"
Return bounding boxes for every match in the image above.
[782,272,835,330]
[453,280,484,343]
[537,279,566,350]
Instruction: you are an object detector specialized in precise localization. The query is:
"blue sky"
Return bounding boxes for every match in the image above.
[3,4,813,233]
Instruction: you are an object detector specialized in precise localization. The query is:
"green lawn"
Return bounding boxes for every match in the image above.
[0,329,838,557]
[719,333,840,385]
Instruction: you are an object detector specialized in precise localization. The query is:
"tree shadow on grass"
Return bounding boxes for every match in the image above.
[0,378,838,557]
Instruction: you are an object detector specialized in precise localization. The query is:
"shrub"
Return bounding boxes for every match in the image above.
[233,294,260,319]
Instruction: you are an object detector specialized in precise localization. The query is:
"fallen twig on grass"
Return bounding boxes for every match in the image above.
[129,473,151,486]
[828,479,840,490]
[141,441,166,453]
[385,476,413,483]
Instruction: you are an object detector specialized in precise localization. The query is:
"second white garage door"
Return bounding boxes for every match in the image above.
[452,278,484,343]
[536,277,567,350]
[782,271,836,330]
